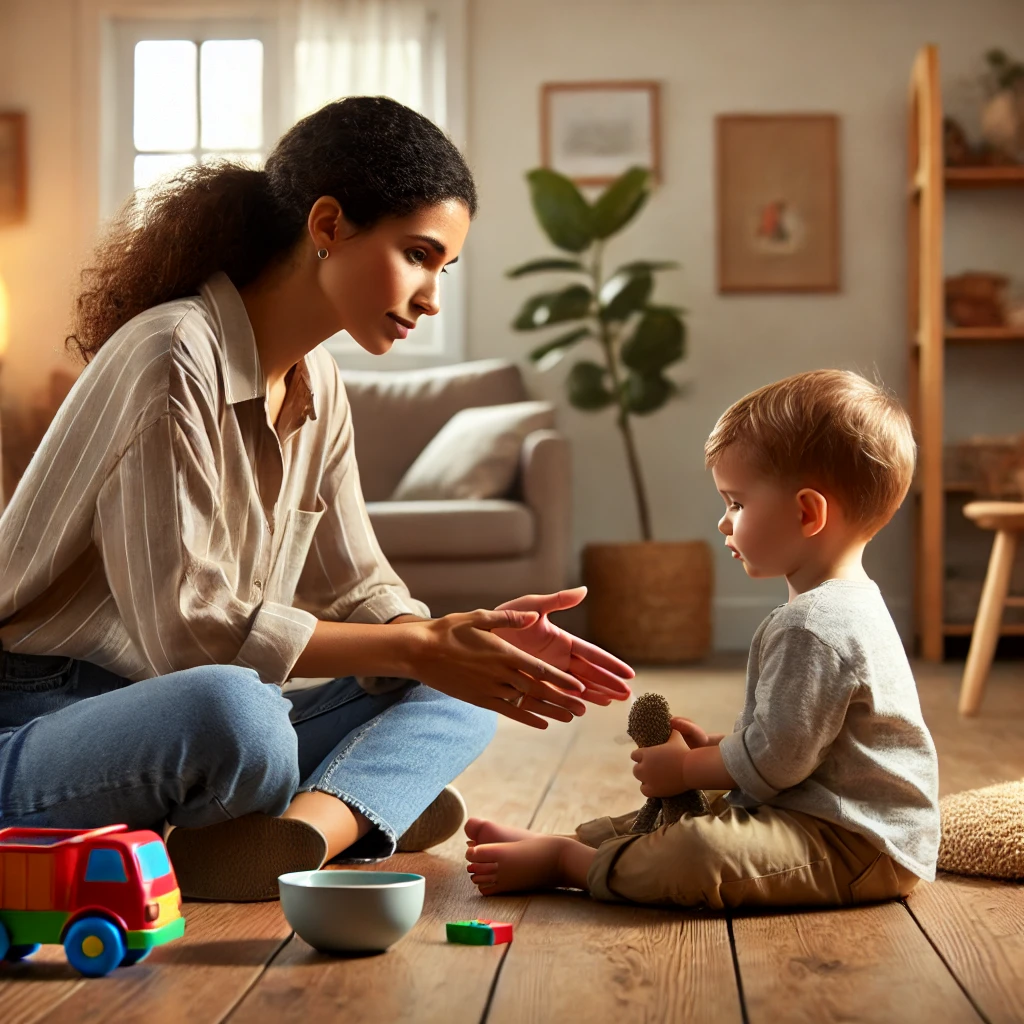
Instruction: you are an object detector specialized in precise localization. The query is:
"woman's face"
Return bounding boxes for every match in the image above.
[315,198,471,355]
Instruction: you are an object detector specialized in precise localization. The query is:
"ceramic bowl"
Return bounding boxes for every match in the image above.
[278,870,425,954]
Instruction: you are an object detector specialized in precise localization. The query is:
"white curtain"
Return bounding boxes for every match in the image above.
[294,0,432,123]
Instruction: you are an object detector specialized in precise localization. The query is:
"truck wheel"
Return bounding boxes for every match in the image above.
[5,943,42,961]
[0,921,9,960]
[64,917,126,978]
[120,948,152,967]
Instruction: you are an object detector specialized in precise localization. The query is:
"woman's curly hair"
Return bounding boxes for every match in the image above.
[67,96,477,361]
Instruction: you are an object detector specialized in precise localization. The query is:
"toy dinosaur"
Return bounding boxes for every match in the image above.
[628,692,712,832]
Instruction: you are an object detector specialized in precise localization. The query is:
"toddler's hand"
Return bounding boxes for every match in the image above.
[630,729,691,798]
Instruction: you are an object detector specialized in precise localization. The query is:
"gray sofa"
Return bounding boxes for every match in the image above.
[340,359,571,616]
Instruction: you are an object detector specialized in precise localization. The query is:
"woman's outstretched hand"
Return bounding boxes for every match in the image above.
[491,587,634,705]
[402,608,590,729]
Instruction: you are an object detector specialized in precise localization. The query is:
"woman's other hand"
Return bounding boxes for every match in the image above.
[492,587,634,705]
[399,608,589,729]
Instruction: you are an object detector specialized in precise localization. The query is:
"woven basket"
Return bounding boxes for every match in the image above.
[582,541,712,663]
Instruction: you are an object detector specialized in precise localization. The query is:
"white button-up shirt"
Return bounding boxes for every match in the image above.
[0,273,427,685]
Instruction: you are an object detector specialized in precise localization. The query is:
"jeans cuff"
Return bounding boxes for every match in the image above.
[300,784,398,862]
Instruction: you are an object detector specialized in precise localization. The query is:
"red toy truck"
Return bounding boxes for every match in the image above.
[0,825,185,977]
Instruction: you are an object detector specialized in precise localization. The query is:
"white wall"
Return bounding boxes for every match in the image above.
[463,0,1024,648]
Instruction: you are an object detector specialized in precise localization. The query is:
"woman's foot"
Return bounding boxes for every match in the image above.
[465,835,591,894]
[464,817,541,848]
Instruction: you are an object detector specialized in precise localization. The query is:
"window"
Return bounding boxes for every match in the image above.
[102,18,280,220]
[84,848,127,883]
[134,840,173,882]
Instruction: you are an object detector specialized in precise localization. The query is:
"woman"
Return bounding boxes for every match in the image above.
[0,97,631,902]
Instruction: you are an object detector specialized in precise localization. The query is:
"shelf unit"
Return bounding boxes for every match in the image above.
[907,45,1024,660]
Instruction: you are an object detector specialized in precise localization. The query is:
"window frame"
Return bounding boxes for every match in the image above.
[101,16,281,222]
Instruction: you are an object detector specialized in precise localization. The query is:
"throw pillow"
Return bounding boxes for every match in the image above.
[390,401,555,501]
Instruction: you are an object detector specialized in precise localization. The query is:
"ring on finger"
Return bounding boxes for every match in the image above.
[505,692,526,709]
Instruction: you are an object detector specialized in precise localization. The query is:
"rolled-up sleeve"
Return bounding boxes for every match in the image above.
[294,382,429,625]
[94,413,315,685]
[719,627,852,801]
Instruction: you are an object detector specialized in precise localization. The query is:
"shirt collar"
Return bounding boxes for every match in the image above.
[198,271,318,424]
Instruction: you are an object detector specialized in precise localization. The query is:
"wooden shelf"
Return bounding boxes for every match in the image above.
[946,326,1024,343]
[945,166,1024,189]
[943,622,1024,637]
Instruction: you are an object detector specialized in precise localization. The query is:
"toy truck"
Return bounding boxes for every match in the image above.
[0,824,185,977]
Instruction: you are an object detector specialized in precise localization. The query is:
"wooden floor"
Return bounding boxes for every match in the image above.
[3,659,1023,1023]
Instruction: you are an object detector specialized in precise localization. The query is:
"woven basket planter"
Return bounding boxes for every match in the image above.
[582,541,712,663]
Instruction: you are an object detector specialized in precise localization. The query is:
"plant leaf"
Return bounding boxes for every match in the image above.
[621,309,686,373]
[511,285,592,331]
[623,371,675,415]
[590,167,651,239]
[528,326,592,364]
[566,360,615,410]
[526,169,593,253]
[612,260,679,277]
[507,257,588,278]
[600,272,653,322]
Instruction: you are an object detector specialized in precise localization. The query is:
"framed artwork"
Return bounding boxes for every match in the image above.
[0,113,27,227]
[716,114,840,293]
[541,81,661,186]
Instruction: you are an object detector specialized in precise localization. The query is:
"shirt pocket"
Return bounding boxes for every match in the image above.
[264,498,326,608]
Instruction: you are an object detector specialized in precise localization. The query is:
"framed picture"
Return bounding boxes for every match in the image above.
[0,113,27,227]
[716,114,840,293]
[541,81,661,186]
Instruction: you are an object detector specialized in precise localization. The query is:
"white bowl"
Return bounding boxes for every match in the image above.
[278,870,425,954]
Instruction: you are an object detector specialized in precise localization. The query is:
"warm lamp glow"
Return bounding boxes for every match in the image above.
[0,272,9,361]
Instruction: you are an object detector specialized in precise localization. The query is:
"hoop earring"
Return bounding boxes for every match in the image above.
[317,248,329,260]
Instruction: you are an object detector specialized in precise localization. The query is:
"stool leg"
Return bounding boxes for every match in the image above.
[959,529,1019,716]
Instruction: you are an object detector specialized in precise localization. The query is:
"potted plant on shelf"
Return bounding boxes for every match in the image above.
[508,166,711,662]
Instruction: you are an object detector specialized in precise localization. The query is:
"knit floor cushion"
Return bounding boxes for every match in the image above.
[938,778,1024,880]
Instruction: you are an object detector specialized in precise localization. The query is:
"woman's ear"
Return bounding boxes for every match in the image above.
[307,196,347,250]
[796,488,828,537]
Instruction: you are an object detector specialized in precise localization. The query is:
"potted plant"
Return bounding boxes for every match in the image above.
[508,166,711,662]
[980,48,1024,163]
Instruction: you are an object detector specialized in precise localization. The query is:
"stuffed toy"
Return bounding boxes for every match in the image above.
[628,692,712,833]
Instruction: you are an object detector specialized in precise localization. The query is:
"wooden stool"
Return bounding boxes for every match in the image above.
[959,501,1024,716]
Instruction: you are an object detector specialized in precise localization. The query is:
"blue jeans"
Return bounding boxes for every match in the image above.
[0,654,496,859]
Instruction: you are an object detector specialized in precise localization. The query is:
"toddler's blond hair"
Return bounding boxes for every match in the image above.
[704,369,916,534]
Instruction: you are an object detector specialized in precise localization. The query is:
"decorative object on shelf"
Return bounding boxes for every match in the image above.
[944,271,1008,328]
[943,117,976,167]
[716,114,840,293]
[979,48,1024,165]
[944,435,1024,499]
[541,81,660,187]
[0,113,27,226]
[508,165,711,662]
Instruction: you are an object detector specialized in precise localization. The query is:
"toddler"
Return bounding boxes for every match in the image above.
[465,369,940,909]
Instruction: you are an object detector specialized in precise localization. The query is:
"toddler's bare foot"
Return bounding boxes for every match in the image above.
[464,817,541,848]
[465,835,579,895]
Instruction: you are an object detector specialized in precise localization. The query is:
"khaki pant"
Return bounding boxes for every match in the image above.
[575,795,920,910]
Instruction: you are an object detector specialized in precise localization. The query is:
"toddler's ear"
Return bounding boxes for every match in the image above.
[796,488,828,537]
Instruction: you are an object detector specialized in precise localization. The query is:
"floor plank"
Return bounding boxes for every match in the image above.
[228,711,575,1024]
[733,901,983,1024]
[0,941,86,1024]
[906,875,1024,1024]
[32,902,291,1024]
[488,669,745,1024]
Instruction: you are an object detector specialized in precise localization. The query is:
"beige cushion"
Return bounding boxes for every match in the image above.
[390,401,555,501]
[367,500,536,559]
[938,778,1024,880]
[341,360,528,500]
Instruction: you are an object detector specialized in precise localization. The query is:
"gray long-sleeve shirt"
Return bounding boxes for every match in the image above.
[719,580,940,880]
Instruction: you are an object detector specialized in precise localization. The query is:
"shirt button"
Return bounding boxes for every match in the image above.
[253,579,263,590]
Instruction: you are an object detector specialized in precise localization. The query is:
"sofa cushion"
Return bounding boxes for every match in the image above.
[367,500,536,560]
[341,360,528,501]
[390,401,555,501]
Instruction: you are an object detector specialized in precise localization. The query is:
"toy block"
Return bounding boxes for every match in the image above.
[445,919,514,945]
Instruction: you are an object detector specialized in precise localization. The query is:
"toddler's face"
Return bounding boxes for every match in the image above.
[711,447,807,579]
